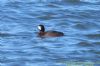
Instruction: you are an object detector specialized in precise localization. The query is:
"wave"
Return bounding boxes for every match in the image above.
[0,0,100,4]
[80,0,100,3]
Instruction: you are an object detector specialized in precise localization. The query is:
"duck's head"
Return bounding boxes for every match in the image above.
[38,25,45,32]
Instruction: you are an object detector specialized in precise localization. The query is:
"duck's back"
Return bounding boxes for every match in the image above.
[45,31,64,37]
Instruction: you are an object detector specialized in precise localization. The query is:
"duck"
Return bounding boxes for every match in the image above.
[38,25,64,37]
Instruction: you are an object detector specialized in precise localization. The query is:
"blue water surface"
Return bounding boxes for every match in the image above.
[0,0,100,66]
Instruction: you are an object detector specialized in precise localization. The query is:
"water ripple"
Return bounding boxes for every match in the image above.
[0,0,100,66]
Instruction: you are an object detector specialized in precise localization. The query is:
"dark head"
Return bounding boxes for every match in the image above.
[38,25,45,32]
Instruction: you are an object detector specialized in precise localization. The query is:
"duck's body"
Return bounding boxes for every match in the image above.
[38,25,64,37]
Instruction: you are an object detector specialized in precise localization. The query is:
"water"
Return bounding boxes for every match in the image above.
[0,0,100,66]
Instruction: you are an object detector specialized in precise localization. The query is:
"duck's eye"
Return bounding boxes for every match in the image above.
[38,26,42,30]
